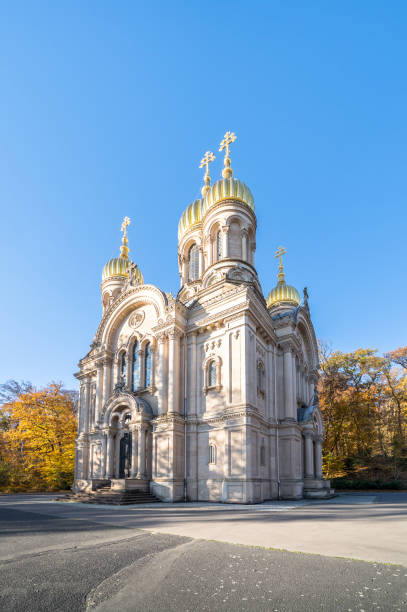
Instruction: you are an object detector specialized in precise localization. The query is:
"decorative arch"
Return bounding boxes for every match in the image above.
[296,312,319,372]
[202,354,222,393]
[178,234,202,280]
[102,391,153,426]
[97,285,167,348]
[256,358,265,394]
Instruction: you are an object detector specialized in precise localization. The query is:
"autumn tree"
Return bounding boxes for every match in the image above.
[0,382,77,491]
[319,346,407,482]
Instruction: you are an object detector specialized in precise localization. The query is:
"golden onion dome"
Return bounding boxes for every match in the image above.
[266,282,301,309]
[267,245,300,309]
[102,216,144,283]
[102,257,144,283]
[202,177,254,215]
[178,198,204,241]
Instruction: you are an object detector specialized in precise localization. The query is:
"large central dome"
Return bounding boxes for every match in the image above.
[202,177,254,214]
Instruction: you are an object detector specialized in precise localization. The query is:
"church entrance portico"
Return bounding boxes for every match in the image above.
[97,392,154,489]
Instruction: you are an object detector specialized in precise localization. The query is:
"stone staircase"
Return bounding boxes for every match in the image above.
[59,485,161,505]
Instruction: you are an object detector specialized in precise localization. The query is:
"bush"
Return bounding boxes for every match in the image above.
[331,477,406,490]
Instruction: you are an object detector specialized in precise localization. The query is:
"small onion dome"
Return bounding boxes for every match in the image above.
[102,257,144,283]
[178,198,204,241]
[266,281,301,309]
[202,177,254,215]
[267,245,300,309]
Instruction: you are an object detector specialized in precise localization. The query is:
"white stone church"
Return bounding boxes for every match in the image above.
[74,132,331,502]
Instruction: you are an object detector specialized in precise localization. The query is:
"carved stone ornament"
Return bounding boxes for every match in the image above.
[227,267,252,283]
[129,311,145,329]
[113,378,126,394]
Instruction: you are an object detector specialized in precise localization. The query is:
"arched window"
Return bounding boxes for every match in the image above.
[228,220,242,258]
[144,342,152,387]
[120,352,127,385]
[208,360,217,387]
[209,444,216,464]
[257,361,265,392]
[216,230,222,261]
[188,244,200,282]
[132,341,139,391]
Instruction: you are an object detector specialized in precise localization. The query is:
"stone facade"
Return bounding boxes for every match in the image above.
[74,150,331,502]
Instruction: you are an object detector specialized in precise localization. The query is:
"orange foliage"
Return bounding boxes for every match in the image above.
[0,383,77,491]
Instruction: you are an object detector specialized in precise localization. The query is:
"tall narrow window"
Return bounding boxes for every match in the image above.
[257,362,265,392]
[132,341,139,391]
[144,342,152,387]
[120,352,127,385]
[216,230,222,261]
[209,444,216,464]
[188,244,200,281]
[208,360,217,387]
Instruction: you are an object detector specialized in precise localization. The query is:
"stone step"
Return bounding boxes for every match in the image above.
[60,488,161,505]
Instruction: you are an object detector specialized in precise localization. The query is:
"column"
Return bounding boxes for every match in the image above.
[146,431,152,479]
[138,348,144,388]
[157,334,166,413]
[174,331,181,413]
[114,432,122,478]
[113,359,119,387]
[167,330,181,414]
[130,427,138,477]
[78,384,86,434]
[222,226,229,258]
[167,332,175,413]
[292,355,297,408]
[303,431,314,479]
[216,359,222,392]
[241,229,248,261]
[137,427,146,479]
[314,435,323,479]
[198,246,204,277]
[102,359,112,409]
[95,363,103,424]
[190,332,197,416]
[105,431,114,478]
[283,347,295,420]
[182,258,187,285]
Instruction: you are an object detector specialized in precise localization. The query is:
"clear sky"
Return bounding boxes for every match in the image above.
[0,1,406,390]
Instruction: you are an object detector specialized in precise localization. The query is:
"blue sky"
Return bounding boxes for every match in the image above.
[0,1,406,389]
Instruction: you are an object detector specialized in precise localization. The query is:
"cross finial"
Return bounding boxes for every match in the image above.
[275,245,287,283]
[121,216,130,238]
[120,216,131,259]
[219,131,236,178]
[199,151,215,196]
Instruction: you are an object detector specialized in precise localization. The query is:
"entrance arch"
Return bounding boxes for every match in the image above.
[102,391,153,481]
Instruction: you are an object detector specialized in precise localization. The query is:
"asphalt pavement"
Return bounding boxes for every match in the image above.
[0,494,406,611]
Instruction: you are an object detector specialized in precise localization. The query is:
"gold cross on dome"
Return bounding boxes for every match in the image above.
[275,245,286,265]
[121,216,131,238]
[219,131,236,156]
[199,151,215,176]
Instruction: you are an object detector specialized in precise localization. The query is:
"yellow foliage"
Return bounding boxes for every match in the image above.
[319,346,407,481]
[0,383,77,491]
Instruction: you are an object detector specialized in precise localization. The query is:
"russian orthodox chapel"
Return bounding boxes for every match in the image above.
[74,132,331,502]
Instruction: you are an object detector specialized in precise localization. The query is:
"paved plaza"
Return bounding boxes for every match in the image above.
[0,492,406,611]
